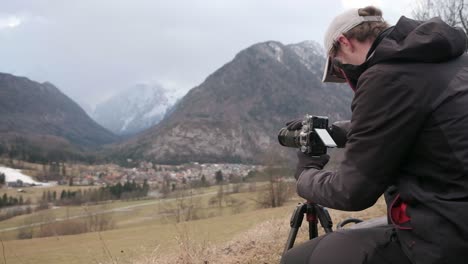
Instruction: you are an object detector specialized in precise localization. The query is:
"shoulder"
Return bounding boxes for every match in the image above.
[358,63,408,88]
[352,64,423,112]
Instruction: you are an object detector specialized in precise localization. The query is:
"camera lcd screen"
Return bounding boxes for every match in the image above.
[314,128,337,148]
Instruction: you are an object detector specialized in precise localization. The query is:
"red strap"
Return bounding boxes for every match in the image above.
[399,202,411,223]
[389,194,412,229]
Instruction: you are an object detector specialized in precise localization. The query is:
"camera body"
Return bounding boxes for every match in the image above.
[278,115,337,156]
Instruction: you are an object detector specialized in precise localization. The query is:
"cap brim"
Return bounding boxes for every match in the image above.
[322,56,346,83]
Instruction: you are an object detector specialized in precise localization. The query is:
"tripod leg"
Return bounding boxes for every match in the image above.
[315,204,333,233]
[283,227,300,254]
[282,203,307,256]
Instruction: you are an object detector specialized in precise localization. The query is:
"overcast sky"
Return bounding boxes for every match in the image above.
[0,0,413,108]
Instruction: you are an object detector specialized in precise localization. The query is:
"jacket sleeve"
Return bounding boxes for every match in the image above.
[297,68,427,211]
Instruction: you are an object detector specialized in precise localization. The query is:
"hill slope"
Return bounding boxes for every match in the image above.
[0,73,117,161]
[115,40,352,164]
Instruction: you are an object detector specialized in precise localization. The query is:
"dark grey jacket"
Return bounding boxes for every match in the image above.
[297,17,468,264]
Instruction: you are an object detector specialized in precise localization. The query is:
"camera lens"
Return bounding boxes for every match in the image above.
[278,127,301,148]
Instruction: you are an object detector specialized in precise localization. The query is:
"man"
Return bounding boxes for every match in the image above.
[282,6,468,264]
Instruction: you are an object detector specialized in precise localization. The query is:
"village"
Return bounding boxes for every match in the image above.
[55,161,261,189]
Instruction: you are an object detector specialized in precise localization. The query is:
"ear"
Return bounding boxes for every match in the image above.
[336,35,354,52]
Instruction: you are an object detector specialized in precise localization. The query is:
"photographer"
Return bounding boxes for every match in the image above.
[282,6,468,264]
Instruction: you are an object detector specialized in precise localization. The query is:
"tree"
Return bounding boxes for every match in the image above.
[61,163,67,176]
[413,0,468,35]
[201,174,208,186]
[255,146,293,208]
[47,191,52,202]
[131,180,138,191]
[110,182,123,198]
[215,170,224,184]
[142,179,150,195]
[0,173,5,186]
[2,194,8,206]
[0,144,5,157]
[60,190,66,200]
[161,177,171,198]
[123,180,131,193]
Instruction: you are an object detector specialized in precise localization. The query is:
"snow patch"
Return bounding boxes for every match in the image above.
[288,40,324,74]
[0,166,54,186]
[143,104,166,119]
[120,114,136,132]
[93,82,185,134]
[267,42,284,62]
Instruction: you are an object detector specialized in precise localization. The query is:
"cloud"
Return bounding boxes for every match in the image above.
[0,1,415,108]
[0,15,23,30]
[0,13,49,31]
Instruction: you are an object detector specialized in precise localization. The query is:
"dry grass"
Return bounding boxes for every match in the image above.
[132,198,387,264]
[133,218,289,264]
[0,181,388,264]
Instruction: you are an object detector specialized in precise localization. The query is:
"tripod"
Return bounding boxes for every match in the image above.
[282,202,334,257]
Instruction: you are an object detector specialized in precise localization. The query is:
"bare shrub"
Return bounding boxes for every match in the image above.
[17,227,33,239]
[254,146,295,208]
[413,0,468,35]
[159,188,204,223]
[38,220,89,237]
[35,200,50,211]
[256,179,295,209]
[17,208,115,239]
[0,206,33,221]
[36,214,115,238]
[86,212,116,232]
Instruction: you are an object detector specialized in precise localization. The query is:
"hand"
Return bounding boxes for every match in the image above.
[330,120,351,148]
[286,118,303,131]
[294,151,330,179]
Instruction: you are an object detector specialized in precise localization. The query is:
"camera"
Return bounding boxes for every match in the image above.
[278,115,337,156]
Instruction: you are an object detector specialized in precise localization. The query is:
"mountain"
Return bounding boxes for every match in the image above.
[114,40,353,164]
[0,73,117,162]
[92,83,180,136]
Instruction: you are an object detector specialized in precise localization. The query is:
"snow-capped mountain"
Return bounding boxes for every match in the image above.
[92,83,181,135]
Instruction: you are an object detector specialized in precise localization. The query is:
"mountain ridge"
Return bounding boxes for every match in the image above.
[112,40,352,164]
[0,72,118,162]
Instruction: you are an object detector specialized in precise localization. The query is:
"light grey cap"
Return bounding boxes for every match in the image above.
[322,8,384,83]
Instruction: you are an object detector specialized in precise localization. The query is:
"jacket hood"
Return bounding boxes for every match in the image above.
[369,16,467,66]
